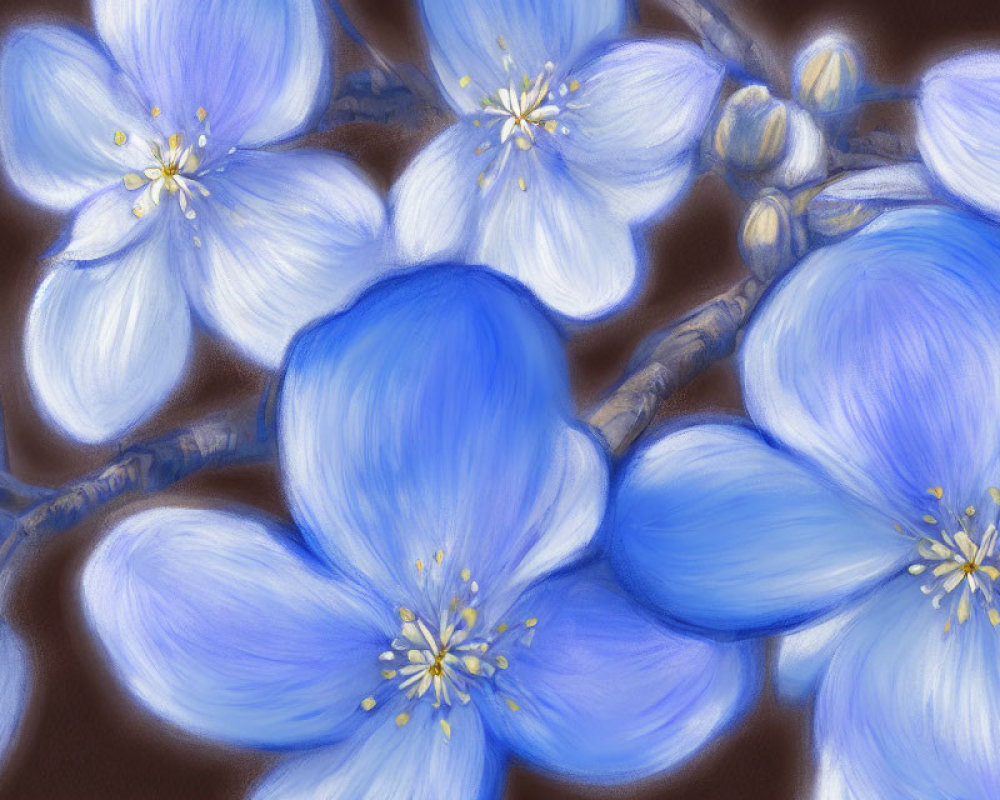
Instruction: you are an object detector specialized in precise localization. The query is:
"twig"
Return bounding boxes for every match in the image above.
[588,275,766,456]
[0,404,273,573]
[655,0,783,87]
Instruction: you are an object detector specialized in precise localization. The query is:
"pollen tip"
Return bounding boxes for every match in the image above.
[922,515,938,525]
[495,655,508,669]
[990,609,1000,627]
[990,487,1000,505]
[966,506,977,517]
[927,487,944,499]
[460,568,471,582]
[459,75,472,88]
[151,105,161,118]
[517,177,527,191]
[399,607,415,622]
[524,617,538,628]
[440,719,451,739]
[197,106,207,122]
[361,696,377,711]
[114,130,126,146]
[569,79,580,92]
[435,550,444,564]
[461,607,478,627]
[382,669,397,679]
[395,712,410,727]
[505,698,519,712]
[496,622,508,633]
[415,559,424,572]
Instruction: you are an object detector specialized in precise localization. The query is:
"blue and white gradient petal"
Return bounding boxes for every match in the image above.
[251,703,501,800]
[82,508,392,749]
[0,621,28,769]
[279,266,604,597]
[92,0,330,147]
[814,577,1000,799]
[918,51,1000,221]
[479,565,759,783]
[612,424,910,635]
[742,207,1000,524]
[183,149,389,368]
[25,237,192,443]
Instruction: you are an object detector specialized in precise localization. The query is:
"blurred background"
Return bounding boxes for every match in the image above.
[0,0,998,797]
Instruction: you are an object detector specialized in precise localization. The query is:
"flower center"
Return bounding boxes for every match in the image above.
[117,106,212,222]
[358,550,535,737]
[904,487,1000,631]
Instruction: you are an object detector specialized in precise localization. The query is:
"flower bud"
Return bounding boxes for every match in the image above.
[763,105,828,190]
[713,85,788,172]
[739,189,803,281]
[793,35,862,116]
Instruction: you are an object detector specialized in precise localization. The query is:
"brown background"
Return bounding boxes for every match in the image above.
[0,0,997,798]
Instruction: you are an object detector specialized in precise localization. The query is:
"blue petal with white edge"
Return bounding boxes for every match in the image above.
[51,183,150,263]
[918,51,1000,220]
[26,235,191,443]
[479,563,759,783]
[93,0,329,147]
[475,147,638,319]
[743,206,1000,525]
[82,508,394,749]
[279,266,607,606]
[419,0,625,114]
[611,423,911,635]
[814,576,1000,799]
[0,621,29,768]
[555,39,723,223]
[391,120,487,265]
[184,149,389,369]
[775,605,862,704]
[251,702,501,800]
[0,25,150,210]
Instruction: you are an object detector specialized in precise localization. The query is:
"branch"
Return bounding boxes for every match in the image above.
[655,0,783,87]
[588,275,766,456]
[0,404,273,573]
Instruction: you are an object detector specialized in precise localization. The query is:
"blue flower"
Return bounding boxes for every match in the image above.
[81,267,758,798]
[918,51,1000,222]
[0,0,390,443]
[391,0,723,321]
[610,207,1000,798]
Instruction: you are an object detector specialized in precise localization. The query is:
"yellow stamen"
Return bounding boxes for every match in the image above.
[399,607,415,622]
[168,133,182,151]
[990,609,1000,627]
[990,487,1000,504]
[197,106,207,122]
[505,698,519,712]
[382,670,397,679]
[927,487,944,499]
[151,106,161,118]
[517,177,527,191]
[132,205,145,218]
[569,79,580,91]
[922,515,937,525]
[395,712,410,727]
[496,623,508,633]
[524,617,538,628]
[440,719,451,738]
[361,696,376,711]
[966,506,977,517]
[461,568,471,582]
[435,550,444,564]
[416,559,424,572]
[114,130,126,146]
[495,655,508,669]
[459,75,471,88]
[461,608,477,627]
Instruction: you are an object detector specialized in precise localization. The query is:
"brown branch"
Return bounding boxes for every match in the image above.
[588,275,766,456]
[0,404,273,571]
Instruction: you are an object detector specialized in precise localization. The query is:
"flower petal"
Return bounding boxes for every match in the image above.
[184,149,389,368]
[0,621,29,768]
[26,235,191,443]
[610,423,911,635]
[419,0,625,113]
[390,121,485,265]
[82,507,392,749]
[479,564,760,783]
[813,576,1000,799]
[775,605,862,704]
[917,51,1000,220]
[474,148,638,319]
[279,266,604,606]
[93,0,329,147]
[555,40,723,223]
[251,703,501,800]
[742,206,1000,524]
[50,183,148,263]
[0,25,147,210]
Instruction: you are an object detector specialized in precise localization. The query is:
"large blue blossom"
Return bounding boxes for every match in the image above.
[0,0,389,443]
[610,207,1000,798]
[81,267,757,798]
[391,0,723,321]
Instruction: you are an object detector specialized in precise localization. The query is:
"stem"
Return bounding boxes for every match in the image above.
[0,404,273,572]
[588,275,766,456]
[655,0,783,87]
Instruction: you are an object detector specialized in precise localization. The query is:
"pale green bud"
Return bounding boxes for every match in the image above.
[713,85,788,172]
[793,35,862,116]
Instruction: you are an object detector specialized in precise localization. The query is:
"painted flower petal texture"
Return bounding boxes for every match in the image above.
[611,423,910,635]
[93,0,329,148]
[775,605,862,704]
[82,508,392,750]
[0,621,29,769]
[0,25,148,210]
[390,120,484,264]
[51,182,149,263]
[479,564,759,783]
[25,235,192,443]
[474,147,638,319]
[183,149,389,368]
[918,50,1000,220]
[250,703,501,800]
[555,40,723,223]
[742,207,1000,524]
[279,266,607,605]
[419,0,625,114]
[814,576,1000,799]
